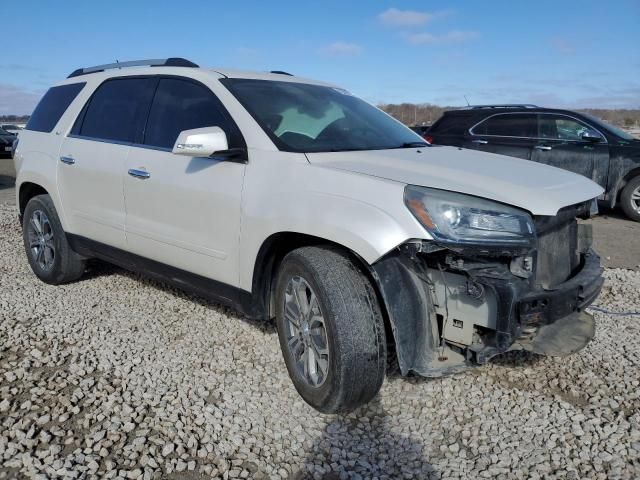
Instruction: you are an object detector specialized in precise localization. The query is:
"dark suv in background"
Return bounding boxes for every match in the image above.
[428,105,640,221]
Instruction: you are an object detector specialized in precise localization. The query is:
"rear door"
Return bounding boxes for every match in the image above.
[531,114,610,188]
[467,113,537,160]
[123,77,246,285]
[59,77,155,249]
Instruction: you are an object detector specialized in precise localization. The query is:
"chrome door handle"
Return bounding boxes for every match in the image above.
[128,169,151,179]
[60,156,75,165]
[472,139,488,144]
[534,145,552,151]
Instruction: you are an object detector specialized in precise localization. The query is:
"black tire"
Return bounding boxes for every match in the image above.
[620,176,640,222]
[22,194,86,284]
[274,246,386,414]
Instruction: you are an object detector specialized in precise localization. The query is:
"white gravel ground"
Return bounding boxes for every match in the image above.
[1,202,639,479]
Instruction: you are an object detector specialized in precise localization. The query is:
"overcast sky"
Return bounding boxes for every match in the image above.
[1,0,638,114]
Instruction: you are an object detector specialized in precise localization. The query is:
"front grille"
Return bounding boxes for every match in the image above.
[534,205,584,289]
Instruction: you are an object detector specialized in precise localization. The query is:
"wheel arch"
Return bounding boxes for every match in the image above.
[252,232,396,364]
[616,166,640,202]
[18,182,49,219]
[251,232,396,357]
[252,232,386,316]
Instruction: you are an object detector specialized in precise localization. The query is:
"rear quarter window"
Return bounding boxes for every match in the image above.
[429,115,470,136]
[26,83,86,133]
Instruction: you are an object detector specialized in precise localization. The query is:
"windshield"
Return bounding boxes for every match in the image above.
[221,79,426,153]
[581,113,636,141]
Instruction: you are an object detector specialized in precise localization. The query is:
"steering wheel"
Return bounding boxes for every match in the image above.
[316,118,374,143]
[279,131,315,149]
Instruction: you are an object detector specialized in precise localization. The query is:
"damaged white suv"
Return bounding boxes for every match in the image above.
[15,58,604,413]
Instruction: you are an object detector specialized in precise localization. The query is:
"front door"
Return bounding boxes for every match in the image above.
[58,77,156,249]
[532,114,610,188]
[123,77,246,285]
[466,112,537,161]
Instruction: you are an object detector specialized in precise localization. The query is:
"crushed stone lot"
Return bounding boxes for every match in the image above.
[0,203,639,479]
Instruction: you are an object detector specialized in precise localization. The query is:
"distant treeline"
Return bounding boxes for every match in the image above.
[378,104,640,128]
[0,115,30,123]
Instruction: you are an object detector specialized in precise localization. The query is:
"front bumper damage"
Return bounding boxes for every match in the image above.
[372,221,604,377]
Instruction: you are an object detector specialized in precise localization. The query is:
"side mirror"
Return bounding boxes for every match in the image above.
[172,126,229,157]
[582,130,604,143]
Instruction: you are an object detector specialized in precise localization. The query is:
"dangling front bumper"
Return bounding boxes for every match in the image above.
[371,235,603,377]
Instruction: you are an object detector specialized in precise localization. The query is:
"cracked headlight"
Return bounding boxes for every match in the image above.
[404,186,535,246]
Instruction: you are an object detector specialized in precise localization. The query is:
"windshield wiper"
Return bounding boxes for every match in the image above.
[321,143,427,152]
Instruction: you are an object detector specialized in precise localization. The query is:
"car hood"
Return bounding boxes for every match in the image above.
[306,146,604,216]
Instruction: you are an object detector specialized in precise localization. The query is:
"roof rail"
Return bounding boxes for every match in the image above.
[270,70,293,76]
[67,58,199,78]
[465,104,539,110]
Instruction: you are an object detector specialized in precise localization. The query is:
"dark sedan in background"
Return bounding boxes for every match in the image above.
[427,105,640,221]
[0,127,16,158]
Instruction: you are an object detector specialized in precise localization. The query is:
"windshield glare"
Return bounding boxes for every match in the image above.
[221,79,425,153]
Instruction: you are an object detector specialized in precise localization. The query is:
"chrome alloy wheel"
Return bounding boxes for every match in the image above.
[283,276,330,387]
[631,185,640,213]
[27,210,55,271]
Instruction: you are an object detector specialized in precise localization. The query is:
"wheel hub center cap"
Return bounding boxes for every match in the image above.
[301,320,310,341]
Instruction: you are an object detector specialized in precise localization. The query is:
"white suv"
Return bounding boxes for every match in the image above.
[15,58,605,413]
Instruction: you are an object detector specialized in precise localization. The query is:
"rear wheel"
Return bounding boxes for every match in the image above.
[274,246,387,414]
[22,194,86,284]
[620,176,640,222]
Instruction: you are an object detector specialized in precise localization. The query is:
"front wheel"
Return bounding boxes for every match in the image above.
[275,246,387,414]
[620,176,640,222]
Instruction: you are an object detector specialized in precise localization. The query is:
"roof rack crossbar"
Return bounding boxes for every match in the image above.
[270,70,293,76]
[466,104,539,109]
[67,58,199,78]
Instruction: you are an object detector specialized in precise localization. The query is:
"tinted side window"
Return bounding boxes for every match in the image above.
[430,115,470,136]
[539,115,591,141]
[26,83,85,133]
[474,114,537,138]
[144,79,232,150]
[80,78,155,143]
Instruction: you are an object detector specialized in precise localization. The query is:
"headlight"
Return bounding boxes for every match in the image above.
[404,186,535,246]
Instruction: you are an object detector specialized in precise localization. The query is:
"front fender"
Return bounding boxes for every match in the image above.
[606,147,640,207]
[238,151,430,291]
